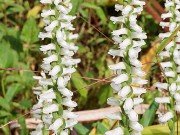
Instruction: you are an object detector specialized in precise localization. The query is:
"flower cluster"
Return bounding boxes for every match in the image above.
[31,0,80,134]
[106,1,147,134]
[154,0,180,124]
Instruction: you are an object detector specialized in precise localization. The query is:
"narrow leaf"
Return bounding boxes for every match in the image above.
[140,100,159,127]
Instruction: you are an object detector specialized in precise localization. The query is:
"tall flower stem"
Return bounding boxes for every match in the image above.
[106,1,148,134]
[154,0,180,134]
[31,0,80,135]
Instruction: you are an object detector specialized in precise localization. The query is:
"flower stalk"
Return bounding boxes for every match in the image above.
[106,0,147,134]
[31,0,80,134]
[154,0,180,134]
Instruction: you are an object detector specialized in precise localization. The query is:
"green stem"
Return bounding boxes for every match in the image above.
[156,25,180,54]
[1,73,5,97]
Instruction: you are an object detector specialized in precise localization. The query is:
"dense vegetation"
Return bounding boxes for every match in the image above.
[0,0,179,134]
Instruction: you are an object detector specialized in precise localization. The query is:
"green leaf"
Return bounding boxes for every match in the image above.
[74,123,89,135]
[20,17,39,44]
[0,97,11,111]
[18,116,28,135]
[0,40,18,68]
[0,110,11,118]
[5,27,23,52]
[6,4,25,14]
[140,101,159,127]
[98,84,113,106]
[71,72,88,105]
[157,25,180,54]
[5,83,23,102]
[82,2,107,24]
[19,99,32,109]
[96,122,108,134]
[142,122,180,135]
[70,0,83,15]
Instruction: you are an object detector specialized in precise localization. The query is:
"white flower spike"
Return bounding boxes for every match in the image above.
[31,1,80,134]
[106,1,147,134]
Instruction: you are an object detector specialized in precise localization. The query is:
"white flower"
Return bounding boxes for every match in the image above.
[32,0,80,134]
[130,122,143,132]
[164,71,176,77]
[31,130,42,135]
[130,131,142,135]
[165,1,174,7]
[105,127,124,135]
[169,83,177,93]
[42,114,53,125]
[38,32,52,40]
[174,93,180,102]
[43,104,59,114]
[129,48,140,59]
[175,104,180,112]
[108,1,146,133]
[118,86,131,98]
[160,62,173,69]
[112,74,128,84]
[41,9,55,18]
[107,97,120,106]
[65,119,78,128]
[57,5,71,14]
[119,38,131,49]
[110,82,121,92]
[110,16,124,24]
[108,49,124,58]
[43,54,58,64]
[115,4,123,12]
[40,43,56,52]
[132,32,147,40]
[159,32,171,39]
[60,130,69,135]
[158,112,173,123]
[131,0,145,6]
[132,77,148,85]
[169,22,177,31]
[106,112,122,120]
[161,12,173,19]
[122,5,132,16]
[132,68,145,77]
[108,62,126,71]
[59,88,73,97]
[61,58,80,66]
[45,20,58,32]
[165,41,174,50]
[128,110,138,122]
[62,67,76,75]
[160,22,170,28]
[49,65,61,76]
[57,77,66,88]
[49,118,63,131]
[32,102,43,110]
[132,87,146,95]
[130,59,142,67]
[63,110,78,119]
[154,82,168,90]
[123,98,134,111]
[155,97,170,104]
[112,28,128,36]
[39,89,56,101]
[62,98,77,108]
[40,0,52,4]
[133,98,144,106]
[54,0,61,6]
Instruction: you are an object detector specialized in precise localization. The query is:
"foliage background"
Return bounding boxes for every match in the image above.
[0,0,175,134]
